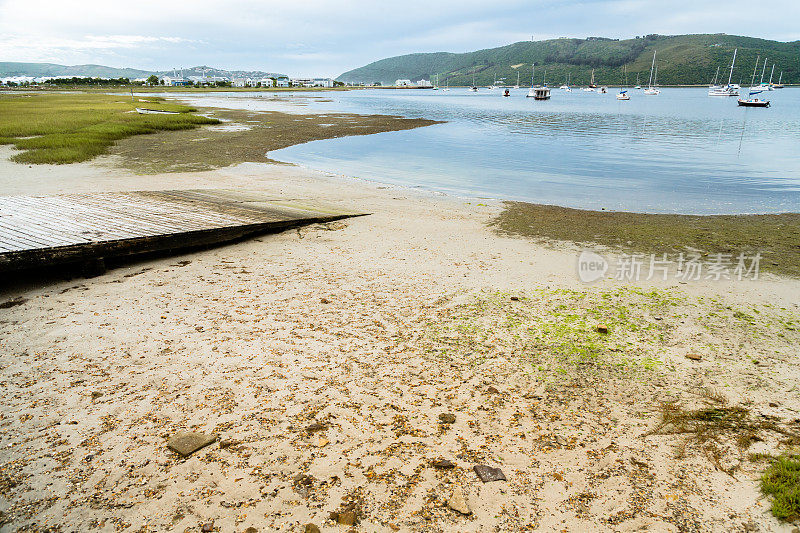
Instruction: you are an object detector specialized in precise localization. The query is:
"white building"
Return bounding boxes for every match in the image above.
[313,78,334,88]
[258,78,274,88]
[275,77,290,88]
[415,79,433,88]
[395,79,412,87]
[232,77,253,88]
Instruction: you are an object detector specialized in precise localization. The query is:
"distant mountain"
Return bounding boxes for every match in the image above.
[0,62,153,79]
[0,62,285,80]
[338,34,800,86]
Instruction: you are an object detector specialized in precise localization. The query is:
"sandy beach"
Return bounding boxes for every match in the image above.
[1,130,800,533]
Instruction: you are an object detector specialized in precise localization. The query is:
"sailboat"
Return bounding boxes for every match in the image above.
[583,69,597,92]
[754,57,770,91]
[559,73,571,91]
[739,54,770,107]
[489,73,498,90]
[514,71,520,89]
[764,64,776,90]
[708,66,721,91]
[469,72,478,92]
[773,71,784,89]
[634,73,641,89]
[432,74,439,90]
[708,49,739,96]
[644,51,660,95]
[443,78,450,91]
[527,64,536,98]
[617,66,630,100]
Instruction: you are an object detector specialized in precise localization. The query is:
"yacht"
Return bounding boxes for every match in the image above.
[708,49,739,96]
[644,51,661,95]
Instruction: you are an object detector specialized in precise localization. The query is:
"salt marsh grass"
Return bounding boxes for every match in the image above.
[0,93,218,164]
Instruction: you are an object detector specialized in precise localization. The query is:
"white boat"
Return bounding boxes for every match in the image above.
[644,51,660,95]
[469,73,478,92]
[617,66,630,100]
[135,107,179,114]
[634,73,641,89]
[514,71,520,89]
[708,49,739,96]
[526,64,536,97]
[531,86,551,100]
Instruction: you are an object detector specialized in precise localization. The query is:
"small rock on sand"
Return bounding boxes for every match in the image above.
[439,413,456,424]
[432,458,456,469]
[447,487,472,515]
[167,431,217,457]
[686,353,702,361]
[596,325,609,334]
[200,522,214,532]
[306,422,327,433]
[304,525,320,533]
[473,464,506,482]
[336,511,357,526]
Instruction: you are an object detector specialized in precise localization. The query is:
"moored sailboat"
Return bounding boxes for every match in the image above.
[738,54,770,108]
[644,51,660,95]
[708,49,739,96]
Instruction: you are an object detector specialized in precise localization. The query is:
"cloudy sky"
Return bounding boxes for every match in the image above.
[1,0,798,76]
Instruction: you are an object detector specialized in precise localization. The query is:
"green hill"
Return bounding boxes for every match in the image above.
[338,34,800,86]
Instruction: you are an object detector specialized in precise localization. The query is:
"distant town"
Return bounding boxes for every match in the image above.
[0,71,435,89]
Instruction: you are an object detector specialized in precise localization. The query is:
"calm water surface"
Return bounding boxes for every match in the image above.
[186,88,800,214]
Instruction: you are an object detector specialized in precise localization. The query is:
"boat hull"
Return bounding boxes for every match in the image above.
[737,99,770,108]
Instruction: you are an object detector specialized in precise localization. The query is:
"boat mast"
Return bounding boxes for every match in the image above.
[778,71,783,85]
[768,64,775,85]
[531,64,535,87]
[712,66,720,86]
[750,55,759,90]
[648,51,656,88]
[727,49,737,86]
[760,58,767,85]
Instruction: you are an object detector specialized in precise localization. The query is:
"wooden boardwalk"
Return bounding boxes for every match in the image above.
[0,189,363,273]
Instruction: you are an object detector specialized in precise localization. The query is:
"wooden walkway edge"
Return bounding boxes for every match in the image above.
[0,189,366,273]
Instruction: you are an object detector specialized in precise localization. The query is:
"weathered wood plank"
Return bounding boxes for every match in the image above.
[0,189,366,273]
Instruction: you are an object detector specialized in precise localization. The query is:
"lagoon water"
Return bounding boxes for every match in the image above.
[187,88,800,214]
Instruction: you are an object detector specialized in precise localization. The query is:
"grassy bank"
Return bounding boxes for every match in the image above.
[492,202,800,277]
[0,93,219,164]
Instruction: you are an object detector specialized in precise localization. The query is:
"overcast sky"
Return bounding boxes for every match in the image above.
[1,0,798,77]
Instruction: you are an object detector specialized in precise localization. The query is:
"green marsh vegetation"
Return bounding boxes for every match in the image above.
[420,287,798,375]
[760,455,800,522]
[0,92,219,164]
[493,201,800,277]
